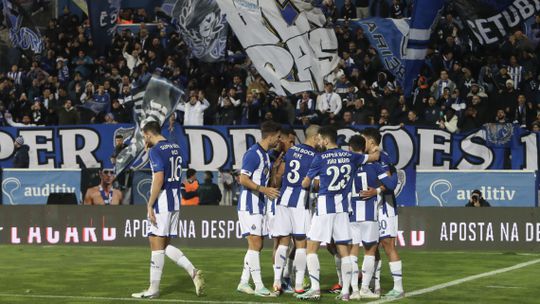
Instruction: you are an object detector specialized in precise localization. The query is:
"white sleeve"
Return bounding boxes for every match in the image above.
[333,94,342,115]
[176,103,185,112]
[230,97,241,107]
[200,98,210,111]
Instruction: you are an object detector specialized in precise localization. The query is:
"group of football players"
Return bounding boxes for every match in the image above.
[236,121,404,301]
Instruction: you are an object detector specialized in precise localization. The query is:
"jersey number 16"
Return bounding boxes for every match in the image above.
[168,156,182,182]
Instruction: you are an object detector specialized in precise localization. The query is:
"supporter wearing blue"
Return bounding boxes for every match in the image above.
[93,84,111,113]
[236,121,282,297]
[360,127,404,300]
[132,121,204,299]
[270,125,320,294]
[298,126,380,301]
[347,135,396,300]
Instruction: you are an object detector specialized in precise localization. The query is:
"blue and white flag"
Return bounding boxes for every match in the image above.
[160,0,227,62]
[114,76,184,174]
[454,0,539,45]
[87,0,120,55]
[403,0,444,96]
[1,0,43,54]
[78,99,109,114]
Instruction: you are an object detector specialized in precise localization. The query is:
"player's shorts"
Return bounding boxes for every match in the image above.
[265,211,275,237]
[271,205,311,238]
[149,210,180,237]
[378,210,398,239]
[238,211,268,237]
[350,221,379,246]
[307,212,351,244]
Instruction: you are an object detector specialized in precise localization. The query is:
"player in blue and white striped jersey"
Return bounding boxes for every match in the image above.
[297,126,380,301]
[236,121,282,297]
[132,121,204,299]
[270,125,320,294]
[347,135,397,300]
[361,127,404,299]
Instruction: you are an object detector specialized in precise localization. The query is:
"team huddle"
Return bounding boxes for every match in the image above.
[237,121,404,301]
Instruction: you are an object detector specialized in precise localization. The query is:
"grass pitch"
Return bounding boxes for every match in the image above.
[0,246,539,303]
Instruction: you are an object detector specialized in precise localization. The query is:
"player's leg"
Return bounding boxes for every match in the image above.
[272,236,290,294]
[291,207,310,293]
[333,213,353,301]
[348,222,361,299]
[282,243,295,292]
[326,241,343,293]
[380,216,404,299]
[163,212,204,295]
[359,221,380,299]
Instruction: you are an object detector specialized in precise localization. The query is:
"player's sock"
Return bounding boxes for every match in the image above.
[306,253,320,291]
[240,252,250,285]
[165,245,195,278]
[273,245,288,286]
[340,256,352,295]
[283,257,293,282]
[373,259,382,291]
[361,255,376,289]
[389,260,403,292]
[246,250,264,290]
[350,255,359,292]
[334,255,343,286]
[149,250,165,294]
[293,248,307,290]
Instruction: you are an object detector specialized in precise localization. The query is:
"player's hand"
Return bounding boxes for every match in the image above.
[263,187,280,200]
[360,187,378,199]
[147,207,157,226]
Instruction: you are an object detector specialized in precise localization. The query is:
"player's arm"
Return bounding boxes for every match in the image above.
[147,149,164,225]
[365,147,380,163]
[270,153,286,188]
[239,151,280,199]
[302,155,321,189]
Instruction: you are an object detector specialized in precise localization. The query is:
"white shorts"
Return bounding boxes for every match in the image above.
[350,221,379,246]
[266,211,275,237]
[307,212,351,244]
[149,210,180,237]
[378,211,398,239]
[271,205,311,238]
[238,211,268,237]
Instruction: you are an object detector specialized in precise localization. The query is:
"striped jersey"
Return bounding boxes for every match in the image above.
[278,144,318,209]
[238,143,271,214]
[149,140,182,214]
[379,150,399,217]
[307,148,368,215]
[350,161,394,222]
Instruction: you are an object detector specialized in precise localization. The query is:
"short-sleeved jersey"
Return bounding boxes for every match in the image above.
[149,140,182,214]
[238,143,272,214]
[307,148,368,215]
[278,144,318,209]
[350,161,394,222]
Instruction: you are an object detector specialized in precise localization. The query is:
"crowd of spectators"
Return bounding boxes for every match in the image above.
[0,0,539,133]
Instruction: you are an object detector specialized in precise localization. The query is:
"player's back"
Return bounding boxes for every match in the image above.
[308,148,366,214]
[149,140,183,213]
[278,143,317,208]
[238,143,271,214]
[350,162,387,222]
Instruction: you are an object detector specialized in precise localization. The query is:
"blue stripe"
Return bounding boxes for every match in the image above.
[334,239,352,244]
[309,274,320,282]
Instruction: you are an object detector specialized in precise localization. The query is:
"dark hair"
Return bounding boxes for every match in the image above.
[261,121,282,139]
[361,127,381,145]
[186,168,196,178]
[115,134,124,139]
[348,135,366,152]
[281,127,296,137]
[142,120,161,135]
[318,126,338,144]
[205,170,213,179]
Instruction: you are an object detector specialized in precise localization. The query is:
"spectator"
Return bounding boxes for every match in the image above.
[494,109,509,123]
[181,169,200,206]
[93,84,111,113]
[424,96,441,126]
[176,90,210,126]
[110,134,127,165]
[438,108,459,133]
[58,100,80,125]
[531,121,540,132]
[404,110,422,126]
[198,171,222,205]
[12,136,29,168]
[316,82,342,124]
[465,189,491,207]
[507,55,523,90]
[296,95,318,126]
[512,94,534,127]
[459,107,482,132]
[355,0,370,19]
[378,107,391,126]
[30,100,47,125]
[341,0,357,19]
[431,70,456,100]
[496,79,519,115]
[217,97,237,125]
[391,0,404,19]
[347,97,371,125]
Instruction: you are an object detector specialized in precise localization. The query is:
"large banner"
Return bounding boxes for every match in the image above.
[1,0,43,54]
[416,170,538,207]
[0,206,539,251]
[160,0,228,62]
[217,0,339,95]
[454,0,540,45]
[0,124,538,205]
[1,170,81,205]
[87,0,120,54]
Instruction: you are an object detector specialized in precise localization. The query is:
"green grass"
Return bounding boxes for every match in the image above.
[0,246,539,303]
